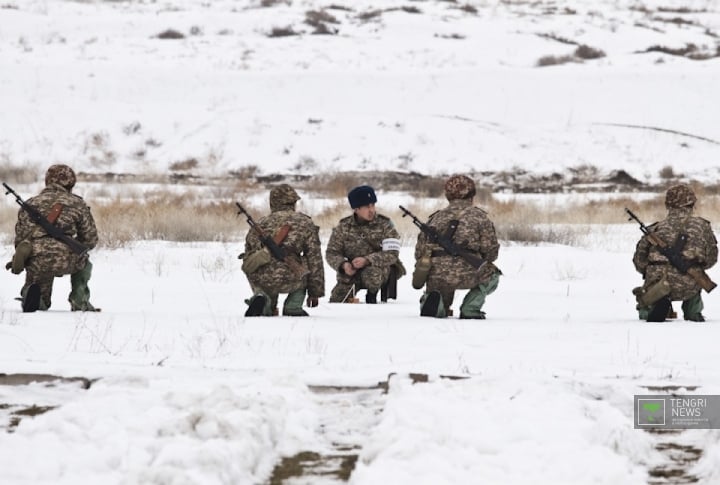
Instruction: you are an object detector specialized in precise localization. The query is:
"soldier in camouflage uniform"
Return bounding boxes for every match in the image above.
[242,184,324,317]
[11,164,99,312]
[326,185,402,304]
[632,184,717,322]
[414,174,501,319]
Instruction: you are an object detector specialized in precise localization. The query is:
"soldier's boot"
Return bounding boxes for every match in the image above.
[420,291,446,318]
[283,289,308,317]
[682,294,705,322]
[69,262,100,312]
[21,283,41,313]
[8,240,32,275]
[245,291,273,317]
[380,267,398,302]
[459,272,500,319]
[647,296,671,322]
[366,289,378,304]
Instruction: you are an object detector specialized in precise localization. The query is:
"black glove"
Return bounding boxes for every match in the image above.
[306,297,319,308]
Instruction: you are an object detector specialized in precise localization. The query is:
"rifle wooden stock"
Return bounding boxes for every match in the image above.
[687,267,717,293]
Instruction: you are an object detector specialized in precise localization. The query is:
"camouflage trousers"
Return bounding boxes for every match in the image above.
[637,292,703,321]
[329,265,391,303]
[422,270,500,318]
[22,260,95,311]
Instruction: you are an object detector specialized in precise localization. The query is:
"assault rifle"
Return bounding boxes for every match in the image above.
[399,205,486,270]
[626,208,716,293]
[3,182,89,255]
[236,203,307,277]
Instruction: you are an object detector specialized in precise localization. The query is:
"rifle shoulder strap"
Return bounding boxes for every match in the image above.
[47,203,63,224]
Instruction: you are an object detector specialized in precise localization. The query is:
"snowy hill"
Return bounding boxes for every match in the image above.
[1,0,719,185]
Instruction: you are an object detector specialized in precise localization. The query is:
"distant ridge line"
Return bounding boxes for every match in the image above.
[594,122,720,145]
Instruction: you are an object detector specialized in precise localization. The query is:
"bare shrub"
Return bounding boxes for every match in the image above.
[229,165,260,180]
[358,9,382,21]
[457,4,479,14]
[536,54,576,66]
[170,158,199,171]
[157,29,185,39]
[306,9,339,25]
[574,44,605,59]
[659,165,676,179]
[267,26,299,37]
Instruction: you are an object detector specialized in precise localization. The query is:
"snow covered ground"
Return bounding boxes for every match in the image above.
[2,0,720,483]
[1,243,720,484]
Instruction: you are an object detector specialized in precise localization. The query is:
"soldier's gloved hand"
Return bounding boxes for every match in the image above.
[4,261,11,271]
[306,297,319,308]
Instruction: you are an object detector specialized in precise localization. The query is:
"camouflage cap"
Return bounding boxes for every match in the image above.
[444,174,476,201]
[45,164,76,190]
[270,184,300,211]
[665,184,696,209]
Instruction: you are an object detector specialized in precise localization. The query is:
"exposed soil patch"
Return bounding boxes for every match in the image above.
[271,373,469,484]
[640,384,705,484]
[0,373,95,389]
[0,373,95,433]
[649,443,702,484]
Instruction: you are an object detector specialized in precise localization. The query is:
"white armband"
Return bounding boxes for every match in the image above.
[382,238,401,252]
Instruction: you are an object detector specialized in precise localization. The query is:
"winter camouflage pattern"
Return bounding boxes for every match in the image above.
[414,198,500,307]
[243,194,325,302]
[45,164,76,190]
[326,213,400,301]
[633,206,718,302]
[665,184,697,209]
[444,174,476,201]
[269,184,300,211]
[15,184,98,309]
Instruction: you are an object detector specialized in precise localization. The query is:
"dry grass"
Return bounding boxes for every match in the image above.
[3,187,720,248]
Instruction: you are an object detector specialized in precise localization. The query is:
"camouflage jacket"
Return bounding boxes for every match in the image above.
[325,213,400,272]
[244,205,325,298]
[15,183,98,254]
[633,207,717,299]
[415,198,500,284]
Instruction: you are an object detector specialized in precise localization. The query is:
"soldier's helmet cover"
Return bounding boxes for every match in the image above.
[270,184,300,211]
[45,164,76,190]
[665,184,697,209]
[444,174,476,201]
